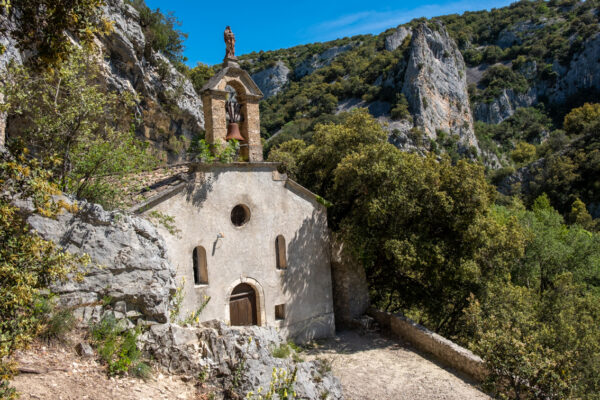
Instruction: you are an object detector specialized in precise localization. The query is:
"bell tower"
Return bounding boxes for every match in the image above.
[199,27,264,162]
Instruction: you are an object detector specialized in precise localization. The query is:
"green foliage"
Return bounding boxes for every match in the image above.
[568,198,594,230]
[465,200,600,398]
[90,314,149,378]
[125,0,187,66]
[563,102,600,136]
[525,117,600,215]
[271,343,292,359]
[0,152,88,395]
[188,62,216,93]
[266,139,307,180]
[473,65,529,103]
[279,110,525,334]
[148,211,180,236]
[1,0,108,66]
[474,107,553,155]
[169,279,185,321]
[188,138,240,163]
[510,141,537,165]
[37,296,76,341]
[1,48,157,208]
[390,93,411,121]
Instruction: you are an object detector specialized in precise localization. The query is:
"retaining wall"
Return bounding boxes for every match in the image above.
[368,308,488,382]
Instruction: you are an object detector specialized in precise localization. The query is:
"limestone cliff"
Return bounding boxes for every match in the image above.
[251,60,290,98]
[402,23,477,148]
[384,27,411,51]
[0,0,204,161]
[473,88,537,124]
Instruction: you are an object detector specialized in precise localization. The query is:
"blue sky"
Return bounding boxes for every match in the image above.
[144,0,516,66]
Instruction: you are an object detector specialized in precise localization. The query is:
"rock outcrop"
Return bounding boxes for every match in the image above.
[0,0,204,160]
[295,44,353,78]
[384,27,411,51]
[144,320,343,399]
[402,23,477,148]
[99,0,204,160]
[473,88,537,124]
[251,61,291,98]
[549,32,600,104]
[26,200,176,324]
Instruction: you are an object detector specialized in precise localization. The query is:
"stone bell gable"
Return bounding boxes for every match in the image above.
[200,61,264,162]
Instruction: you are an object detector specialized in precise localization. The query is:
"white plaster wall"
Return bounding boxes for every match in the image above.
[146,164,335,342]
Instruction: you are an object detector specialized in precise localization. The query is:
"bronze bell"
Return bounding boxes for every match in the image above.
[225,122,245,141]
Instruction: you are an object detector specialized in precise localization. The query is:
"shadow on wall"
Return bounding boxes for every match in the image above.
[185,171,217,208]
[282,207,333,342]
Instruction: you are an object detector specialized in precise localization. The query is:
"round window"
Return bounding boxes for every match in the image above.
[231,204,250,226]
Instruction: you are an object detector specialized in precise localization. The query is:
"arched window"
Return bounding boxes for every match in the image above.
[275,235,287,270]
[193,246,208,285]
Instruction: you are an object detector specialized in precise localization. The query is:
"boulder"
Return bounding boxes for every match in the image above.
[26,200,176,324]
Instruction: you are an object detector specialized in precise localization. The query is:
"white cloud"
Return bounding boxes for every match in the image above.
[307,0,514,40]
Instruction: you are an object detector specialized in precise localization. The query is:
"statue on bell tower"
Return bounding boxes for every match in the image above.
[224,26,236,60]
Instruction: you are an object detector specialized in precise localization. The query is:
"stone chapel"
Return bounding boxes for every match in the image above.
[131,31,336,342]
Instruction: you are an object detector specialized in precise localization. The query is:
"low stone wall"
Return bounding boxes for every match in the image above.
[369,309,488,382]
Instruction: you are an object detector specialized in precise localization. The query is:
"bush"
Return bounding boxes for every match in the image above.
[1,47,158,209]
[0,152,87,396]
[90,314,149,378]
[126,0,187,65]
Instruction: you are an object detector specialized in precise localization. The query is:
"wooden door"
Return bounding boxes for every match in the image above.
[229,283,257,326]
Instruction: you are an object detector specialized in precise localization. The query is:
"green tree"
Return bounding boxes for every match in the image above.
[1,48,157,208]
[466,200,600,398]
[279,109,525,334]
[126,0,188,65]
[510,141,537,165]
[563,103,600,136]
[188,62,215,93]
[568,198,594,230]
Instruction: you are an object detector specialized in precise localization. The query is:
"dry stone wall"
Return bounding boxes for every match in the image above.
[369,309,488,382]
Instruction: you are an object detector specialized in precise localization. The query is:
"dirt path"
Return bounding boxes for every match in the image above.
[9,331,199,400]
[304,330,490,400]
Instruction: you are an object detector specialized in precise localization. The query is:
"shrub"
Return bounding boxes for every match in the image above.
[126,0,188,65]
[0,152,87,396]
[90,314,149,378]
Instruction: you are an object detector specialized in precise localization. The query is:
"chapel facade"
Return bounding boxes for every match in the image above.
[132,30,335,342]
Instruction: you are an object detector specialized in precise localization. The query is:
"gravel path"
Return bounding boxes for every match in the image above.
[304,330,490,400]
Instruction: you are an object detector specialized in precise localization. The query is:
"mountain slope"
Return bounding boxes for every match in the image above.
[242,0,599,168]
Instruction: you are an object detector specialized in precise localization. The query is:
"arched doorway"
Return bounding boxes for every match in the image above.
[229,283,258,326]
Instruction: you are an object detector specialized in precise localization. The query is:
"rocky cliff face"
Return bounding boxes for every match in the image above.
[473,88,537,124]
[295,44,353,78]
[0,0,204,161]
[402,23,477,148]
[384,27,411,51]
[251,60,290,98]
[548,32,600,104]
[26,200,176,324]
